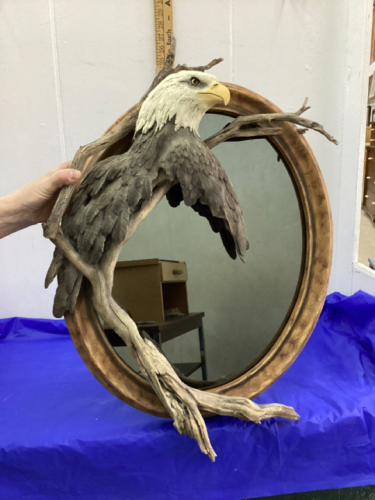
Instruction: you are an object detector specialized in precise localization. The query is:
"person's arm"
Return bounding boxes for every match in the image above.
[0,161,81,239]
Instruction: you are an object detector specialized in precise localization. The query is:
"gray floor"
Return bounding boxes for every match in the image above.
[358,210,375,268]
[245,484,375,499]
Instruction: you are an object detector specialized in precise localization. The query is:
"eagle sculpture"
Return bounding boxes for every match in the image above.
[46,71,249,318]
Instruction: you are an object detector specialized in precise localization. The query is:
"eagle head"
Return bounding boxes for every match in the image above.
[136,70,230,135]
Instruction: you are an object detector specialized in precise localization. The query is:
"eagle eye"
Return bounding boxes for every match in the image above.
[190,77,200,86]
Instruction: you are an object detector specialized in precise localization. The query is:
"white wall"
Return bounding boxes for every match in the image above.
[0,0,373,321]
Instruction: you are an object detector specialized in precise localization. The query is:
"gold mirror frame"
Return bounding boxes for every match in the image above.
[64,83,332,417]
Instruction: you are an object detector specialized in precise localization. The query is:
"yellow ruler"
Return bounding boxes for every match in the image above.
[154,0,174,72]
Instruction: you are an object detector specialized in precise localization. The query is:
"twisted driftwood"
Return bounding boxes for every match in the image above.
[43,38,337,461]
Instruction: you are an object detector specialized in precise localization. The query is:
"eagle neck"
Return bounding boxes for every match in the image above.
[135,90,206,136]
[132,117,199,144]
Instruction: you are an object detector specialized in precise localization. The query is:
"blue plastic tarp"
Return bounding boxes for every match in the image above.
[1,291,375,499]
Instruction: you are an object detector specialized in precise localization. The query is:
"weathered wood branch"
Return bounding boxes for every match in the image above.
[205,98,338,149]
[96,293,298,462]
[49,173,299,461]
[205,125,283,148]
[99,180,175,291]
[51,227,96,283]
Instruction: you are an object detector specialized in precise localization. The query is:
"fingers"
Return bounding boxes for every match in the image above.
[56,160,72,171]
[47,160,72,177]
[48,168,81,193]
[43,161,73,184]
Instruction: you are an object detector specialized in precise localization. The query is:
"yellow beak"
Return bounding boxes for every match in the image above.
[197,82,230,108]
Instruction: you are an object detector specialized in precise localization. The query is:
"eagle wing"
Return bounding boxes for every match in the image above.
[45,128,161,318]
[46,122,249,318]
[161,125,249,261]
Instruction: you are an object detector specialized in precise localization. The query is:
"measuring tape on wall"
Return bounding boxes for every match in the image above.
[154,0,174,72]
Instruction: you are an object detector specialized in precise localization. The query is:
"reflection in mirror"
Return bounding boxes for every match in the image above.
[110,113,304,384]
[358,3,375,270]
[358,118,375,268]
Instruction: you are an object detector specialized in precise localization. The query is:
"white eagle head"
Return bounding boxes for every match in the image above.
[136,70,230,135]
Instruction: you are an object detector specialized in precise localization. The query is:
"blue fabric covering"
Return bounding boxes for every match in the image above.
[1,291,375,499]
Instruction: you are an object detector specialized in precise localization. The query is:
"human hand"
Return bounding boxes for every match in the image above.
[10,161,81,224]
[0,161,81,238]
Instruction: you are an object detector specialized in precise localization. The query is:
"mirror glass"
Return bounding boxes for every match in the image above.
[358,75,375,269]
[110,113,304,385]
[357,5,375,272]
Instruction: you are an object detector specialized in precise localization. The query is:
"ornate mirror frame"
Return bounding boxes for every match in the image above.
[64,82,332,418]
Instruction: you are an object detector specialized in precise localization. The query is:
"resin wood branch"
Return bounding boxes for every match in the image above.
[204,98,338,149]
[50,214,299,462]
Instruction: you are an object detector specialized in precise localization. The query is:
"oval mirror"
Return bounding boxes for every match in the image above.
[65,83,332,417]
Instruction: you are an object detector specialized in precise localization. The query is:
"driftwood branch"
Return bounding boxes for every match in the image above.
[205,125,283,148]
[51,227,96,283]
[99,180,175,290]
[92,290,298,463]
[205,98,338,149]
[42,43,344,460]
[50,173,299,461]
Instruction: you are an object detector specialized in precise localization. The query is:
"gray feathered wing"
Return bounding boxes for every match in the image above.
[45,122,249,319]
[45,128,160,318]
[161,126,249,262]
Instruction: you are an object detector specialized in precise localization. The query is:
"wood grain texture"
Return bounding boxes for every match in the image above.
[65,83,332,417]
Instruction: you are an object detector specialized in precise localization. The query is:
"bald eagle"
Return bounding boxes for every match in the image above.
[46,71,249,318]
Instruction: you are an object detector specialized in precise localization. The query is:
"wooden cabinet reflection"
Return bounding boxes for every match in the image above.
[105,258,207,379]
